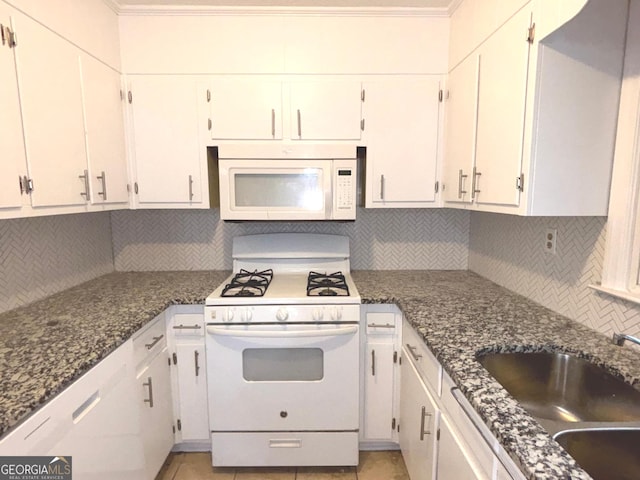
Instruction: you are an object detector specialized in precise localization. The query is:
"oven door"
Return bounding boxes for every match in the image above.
[205,322,359,432]
[218,159,332,220]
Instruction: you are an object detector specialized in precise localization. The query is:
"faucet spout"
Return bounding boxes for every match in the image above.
[612,332,640,347]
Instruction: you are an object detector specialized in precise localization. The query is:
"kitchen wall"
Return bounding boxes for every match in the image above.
[0,212,114,314]
[468,212,640,338]
[111,208,470,271]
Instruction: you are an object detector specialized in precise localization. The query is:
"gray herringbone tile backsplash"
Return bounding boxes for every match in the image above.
[0,213,114,314]
[469,212,640,338]
[3,208,640,341]
[110,208,471,271]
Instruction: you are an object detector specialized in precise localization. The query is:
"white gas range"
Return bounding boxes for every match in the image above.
[204,233,361,467]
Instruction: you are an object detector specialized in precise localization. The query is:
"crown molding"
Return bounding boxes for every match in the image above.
[114,4,450,17]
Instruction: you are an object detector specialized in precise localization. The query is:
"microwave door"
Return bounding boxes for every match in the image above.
[219,160,332,220]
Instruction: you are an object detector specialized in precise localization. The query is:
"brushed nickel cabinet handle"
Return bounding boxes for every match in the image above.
[79,169,90,200]
[420,406,432,440]
[188,175,194,201]
[97,171,107,201]
[145,334,164,350]
[380,175,385,200]
[458,169,468,199]
[18,176,24,194]
[172,324,202,330]
[472,167,481,199]
[271,109,276,138]
[143,377,154,408]
[371,350,376,376]
[194,350,200,377]
[297,109,301,138]
[367,322,394,329]
[406,343,422,362]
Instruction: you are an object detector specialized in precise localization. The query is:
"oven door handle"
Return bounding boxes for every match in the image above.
[206,325,358,338]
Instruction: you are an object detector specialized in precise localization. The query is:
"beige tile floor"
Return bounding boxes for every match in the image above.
[157,451,409,480]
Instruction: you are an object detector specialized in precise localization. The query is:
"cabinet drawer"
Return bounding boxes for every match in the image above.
[365,312,397,335]
[402,319,441,396]
[133,313,167,372]
[169,313,204,337]
[211,431,358,467]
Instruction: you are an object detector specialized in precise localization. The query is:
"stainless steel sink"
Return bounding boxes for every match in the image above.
[553,429,640,480]
[476,352,640,422]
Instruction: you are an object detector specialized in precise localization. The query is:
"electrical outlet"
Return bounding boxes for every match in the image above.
[544,228,557,254]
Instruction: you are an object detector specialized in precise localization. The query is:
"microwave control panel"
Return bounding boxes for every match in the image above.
[333,160,357,220]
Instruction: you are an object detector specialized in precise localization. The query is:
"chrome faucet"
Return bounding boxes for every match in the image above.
[612,332,640,347]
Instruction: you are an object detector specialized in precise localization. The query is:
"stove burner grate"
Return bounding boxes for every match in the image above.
[221,269,274,297]
[307,271,350,297]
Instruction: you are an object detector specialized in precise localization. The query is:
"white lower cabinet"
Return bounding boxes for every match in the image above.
[134,314,175,479]
[168,307,210,446]
[400,319,524,480]
[361,306,401,446]
[399,345,439,480]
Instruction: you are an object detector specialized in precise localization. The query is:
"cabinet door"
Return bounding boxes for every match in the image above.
[0,5,28,211]
[364,78,441,206]
[443,55,479,205]
[129,75,203,205]
[12,11,89,208]
[81,55,129,206]
[474,7,532,208]
[137,346,174,480]
[363,341,395,441]
[209,79,282,140]
[289,81,362,140]
[174,342,209,442]
[437,414,487,480]
[399,348,439,480]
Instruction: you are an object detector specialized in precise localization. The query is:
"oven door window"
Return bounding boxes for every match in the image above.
[234,171,324,210]
[242,348,324,381]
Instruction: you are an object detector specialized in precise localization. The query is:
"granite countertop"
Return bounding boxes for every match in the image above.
[0,270,230,438]
[353,270,640,480]
[1,270,639,479]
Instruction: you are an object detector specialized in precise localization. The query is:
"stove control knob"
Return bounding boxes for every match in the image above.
[276,308,289,322]
[245,308,253,321]
[225,308,235,322]
[312,308,324,321]
[330,307,342,321]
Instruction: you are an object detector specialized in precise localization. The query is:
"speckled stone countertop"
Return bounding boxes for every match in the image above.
[352,270,640,480]
[1,270,639,480]
[0,271,230,438]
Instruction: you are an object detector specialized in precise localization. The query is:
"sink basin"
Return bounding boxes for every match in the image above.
[553,429,640,480]
[477,352,640,422]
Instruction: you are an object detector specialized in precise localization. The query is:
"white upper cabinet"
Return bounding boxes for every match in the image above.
[363,77,442,207]
[12,10,89,209]
[127,75,208,207]
[442,55,479,205]
[289,81,363,140]
[81,54,129,206]
[473,6,532,209]
[444,0,627,216]
[0,4,28,212]
[208,79,283,140]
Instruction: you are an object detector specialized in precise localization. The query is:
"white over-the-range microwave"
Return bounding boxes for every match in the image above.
[215,144,359,221]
